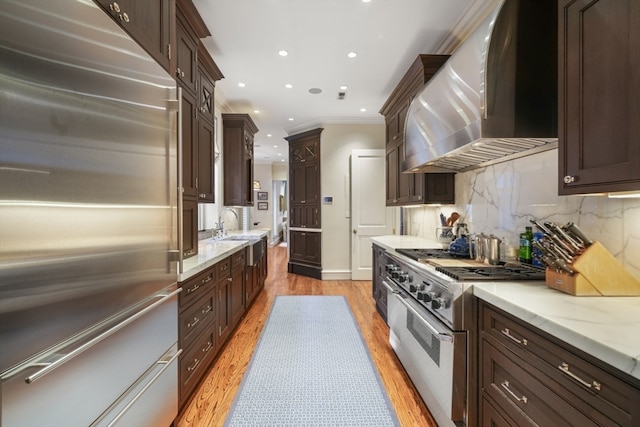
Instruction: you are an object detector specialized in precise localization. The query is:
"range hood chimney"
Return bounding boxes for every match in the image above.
[404,0,558,173]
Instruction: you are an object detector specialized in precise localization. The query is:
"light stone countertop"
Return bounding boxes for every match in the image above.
[372,235,640,382]
[179,229,269,282]
[371,235,443,252]
[474,282,640,382]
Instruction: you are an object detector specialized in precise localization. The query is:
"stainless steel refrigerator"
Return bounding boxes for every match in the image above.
[0,1,180,425]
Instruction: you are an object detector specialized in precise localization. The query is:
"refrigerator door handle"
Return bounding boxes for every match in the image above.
[93,346,183,427]
[5,288,182,384]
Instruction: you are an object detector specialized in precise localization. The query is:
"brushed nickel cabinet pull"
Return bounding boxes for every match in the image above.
[501,328,527,346]
[501,380,528,403]
[558,362,601,391]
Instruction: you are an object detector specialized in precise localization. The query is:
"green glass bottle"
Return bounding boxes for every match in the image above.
[519,226,533,264]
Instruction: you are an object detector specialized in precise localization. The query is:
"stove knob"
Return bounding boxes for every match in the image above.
[385,264,395,272]
[398,273,410,283]
[416,291,426,301]
[391,269,401,279]
[432,298,448,310]
[424,291,439,302]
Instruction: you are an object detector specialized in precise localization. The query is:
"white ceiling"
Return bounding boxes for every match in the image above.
[194,0,498,164]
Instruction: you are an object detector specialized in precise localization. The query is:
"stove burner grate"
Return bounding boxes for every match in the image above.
[435,265,545,281]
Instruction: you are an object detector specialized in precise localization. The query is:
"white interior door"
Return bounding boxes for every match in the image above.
[351,149,393,280]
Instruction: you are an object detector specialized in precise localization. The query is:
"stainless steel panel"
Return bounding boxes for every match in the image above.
[403,0,558,173]
[0,0,178,373]
[91,344,181,427]
[387,286,465,427]
[1,288,178,426]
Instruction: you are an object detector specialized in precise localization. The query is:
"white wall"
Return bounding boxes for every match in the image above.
[252,163,273,231]
[319,123,385,279]
[406,149,640,280]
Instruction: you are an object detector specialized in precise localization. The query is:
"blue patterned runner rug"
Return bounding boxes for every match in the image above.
[224,295,400,426]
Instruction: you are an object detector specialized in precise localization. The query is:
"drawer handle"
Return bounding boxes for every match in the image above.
[187,283,199,294]
[558,362,602,391]
[202,276,212,285]
[501,328,527,346]
[187,358,200,372]
[187,316,200,329]
[202,341,213,353]
[501,380,528,404]
[202,305,212,314]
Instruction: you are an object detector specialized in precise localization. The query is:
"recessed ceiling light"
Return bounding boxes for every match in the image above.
[360,108,367,112]
[362,0,372,3]
[308,88,322,94]
[278,153,282,156]
[253,110,260,114]
[347,51,357,58]
[288,118,294,121]
[281,159,285,162]
[238,82,246,87]
[267,134,272,137]
[278,50,288,57]
[273,145,278,148]
[340,85,348,91]
[285,83,293,89]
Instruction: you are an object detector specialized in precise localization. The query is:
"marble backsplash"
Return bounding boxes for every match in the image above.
[406,149,640,280]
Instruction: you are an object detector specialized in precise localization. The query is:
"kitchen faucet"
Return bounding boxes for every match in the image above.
[214,207,239,238]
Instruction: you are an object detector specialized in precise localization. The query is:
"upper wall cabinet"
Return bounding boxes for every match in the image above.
[558,0,640,195]
[223,114,258,207]
[95,0,172,72]
[380,55,455,206]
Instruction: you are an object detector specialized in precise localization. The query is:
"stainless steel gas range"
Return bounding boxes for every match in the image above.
[382,248,544,427]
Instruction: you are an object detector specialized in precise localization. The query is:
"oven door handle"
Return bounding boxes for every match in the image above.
[393,291,454,343]
[381,278,400,294]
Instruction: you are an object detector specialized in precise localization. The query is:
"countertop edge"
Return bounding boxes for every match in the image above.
[473,284,640,382]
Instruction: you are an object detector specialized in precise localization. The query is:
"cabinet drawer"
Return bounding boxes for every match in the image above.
[482,396,521,427]
[232,249,246,272]
[179,267,215,310]
[482,341,597,427]
[216,257,231,281]
[178,327,216,405]
[179,292,216,350]
[482,303,640,426]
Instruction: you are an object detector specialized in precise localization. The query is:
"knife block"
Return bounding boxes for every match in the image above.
[545,241,640,296]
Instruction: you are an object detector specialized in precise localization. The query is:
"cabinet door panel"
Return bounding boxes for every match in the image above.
[197,119,214,202]
[94,0,170,71]
[182,199,197,258]
[560,0,640,193]
[181,90,198,199]
[175,20,197,94]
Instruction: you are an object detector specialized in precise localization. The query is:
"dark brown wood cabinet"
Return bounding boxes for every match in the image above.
[372,243,388,323]
[175,13,198,93]
[181,199,197,258]
[558,0,640,195]
[94,0,172,72]
[245,236,267,308]
[479,300,640,426]
[222,114,258,207]
[380,55,455,206]
[216,257,231,344]
[229,249,246,329]
[286,128,322,279]
[177,249,250,409]
[175,1,223,257]
[289,230,321,266]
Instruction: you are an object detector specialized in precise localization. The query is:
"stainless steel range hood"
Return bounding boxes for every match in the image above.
[403,0,558,173]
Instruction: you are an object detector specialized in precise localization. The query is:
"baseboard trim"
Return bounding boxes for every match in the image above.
[321,270,352,281]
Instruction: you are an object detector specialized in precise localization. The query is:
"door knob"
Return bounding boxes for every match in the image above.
[353,229,357,234]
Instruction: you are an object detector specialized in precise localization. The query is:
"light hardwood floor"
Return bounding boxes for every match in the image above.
[175,245,437,427]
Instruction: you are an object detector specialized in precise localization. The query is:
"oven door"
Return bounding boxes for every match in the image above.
[383,279,467,427]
